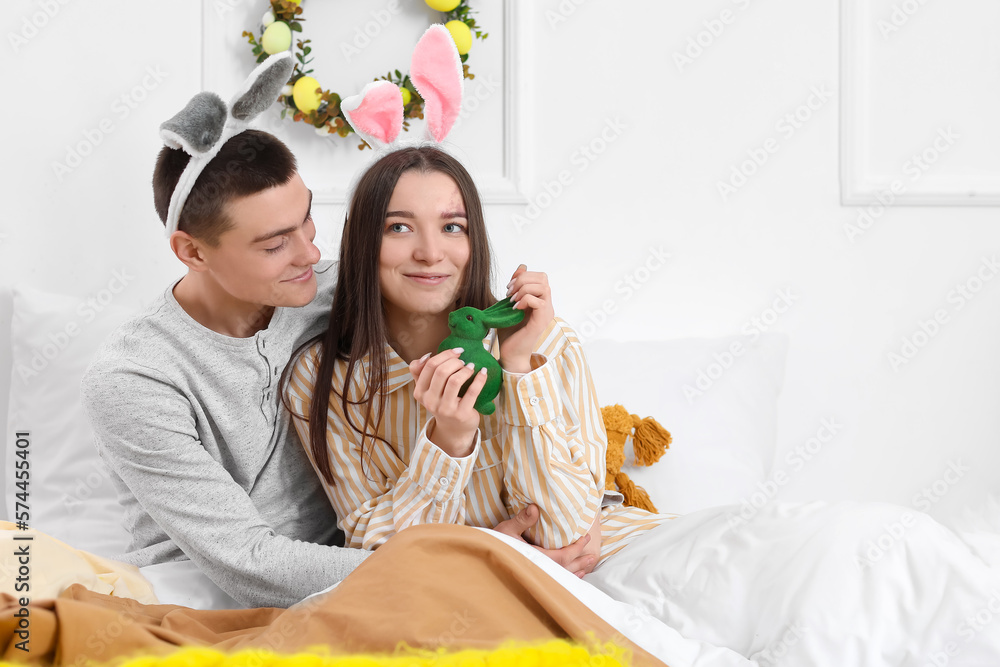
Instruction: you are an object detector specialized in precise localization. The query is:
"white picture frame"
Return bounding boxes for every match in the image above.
[840,0,1000,205]
[201,0,530,204]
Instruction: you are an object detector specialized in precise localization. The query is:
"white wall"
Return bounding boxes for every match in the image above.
[2,0,998,524]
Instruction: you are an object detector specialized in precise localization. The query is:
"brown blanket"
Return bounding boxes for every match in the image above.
[0,524,664,666]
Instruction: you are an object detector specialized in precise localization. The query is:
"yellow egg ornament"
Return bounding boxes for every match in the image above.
[261,21,292,54]
[425,0,461,11]
[400,87,412,106]
[293,76,322,113]
[445,20,472,55]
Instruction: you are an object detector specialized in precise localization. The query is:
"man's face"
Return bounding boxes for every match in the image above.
[199,172,321,308]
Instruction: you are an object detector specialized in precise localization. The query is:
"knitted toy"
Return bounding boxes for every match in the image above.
[601,405,671,513]
[437,297,525,415]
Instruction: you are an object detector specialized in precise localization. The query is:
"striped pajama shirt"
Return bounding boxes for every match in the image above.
[285,317,671,563]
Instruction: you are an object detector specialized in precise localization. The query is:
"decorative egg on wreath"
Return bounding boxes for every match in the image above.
[241,0,489,149]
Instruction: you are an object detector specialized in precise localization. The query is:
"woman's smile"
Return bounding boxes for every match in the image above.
[405,272,450,286]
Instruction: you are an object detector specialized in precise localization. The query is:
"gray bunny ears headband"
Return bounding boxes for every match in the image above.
[159,52,293,237]
[159,24,463,238]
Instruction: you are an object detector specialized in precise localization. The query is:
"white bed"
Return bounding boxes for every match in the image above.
[4,284,1000,666]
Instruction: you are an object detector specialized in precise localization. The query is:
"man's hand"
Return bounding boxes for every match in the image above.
[493,504,597,578]
[581,512,602,567]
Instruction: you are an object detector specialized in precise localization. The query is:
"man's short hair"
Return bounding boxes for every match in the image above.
[152,129,297,246]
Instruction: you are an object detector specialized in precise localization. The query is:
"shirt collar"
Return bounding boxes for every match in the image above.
[381,341,414,395]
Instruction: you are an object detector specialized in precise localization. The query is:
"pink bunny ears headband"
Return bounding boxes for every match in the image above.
[341,24,464,151]
[158,24,463,238]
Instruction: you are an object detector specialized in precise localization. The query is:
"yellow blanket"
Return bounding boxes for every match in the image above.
[0,521,157,604]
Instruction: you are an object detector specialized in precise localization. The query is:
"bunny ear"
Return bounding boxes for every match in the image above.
[409,24,464,143]
[159,92,228,154]
[229,51,294,121]
[481,298,526,329]
[483,297,516,313]
[161,52,291,239]
[341,80,404,150]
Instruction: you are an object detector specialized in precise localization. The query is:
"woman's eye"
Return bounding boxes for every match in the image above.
[387,223,409,233]
[444,222,466,233]
[264,238,286,254]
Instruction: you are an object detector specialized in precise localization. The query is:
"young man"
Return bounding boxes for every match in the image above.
[82,128,596,609]
[81,129,366,608]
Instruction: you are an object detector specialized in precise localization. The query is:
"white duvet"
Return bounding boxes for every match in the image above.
[159,499,1000,665]
[574,500,1000,666]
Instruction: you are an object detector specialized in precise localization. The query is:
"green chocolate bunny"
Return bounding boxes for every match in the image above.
[436,297,525,415]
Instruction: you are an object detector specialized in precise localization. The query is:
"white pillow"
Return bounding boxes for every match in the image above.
[139,560,244,609]
[5,286,258,609]
[5,286,133,558]
[583,333,788,516]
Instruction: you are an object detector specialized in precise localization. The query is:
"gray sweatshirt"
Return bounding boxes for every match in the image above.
[80,259,368,608]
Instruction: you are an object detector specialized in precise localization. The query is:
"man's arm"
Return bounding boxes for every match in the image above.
[81,363,369,608]
[493,504,598,578]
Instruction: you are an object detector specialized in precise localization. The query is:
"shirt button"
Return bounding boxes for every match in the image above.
[438,477,449,486]
[529,397,540,406]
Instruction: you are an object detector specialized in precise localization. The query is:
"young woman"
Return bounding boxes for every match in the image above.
[281,146,669,573]
[279,145,1000,663]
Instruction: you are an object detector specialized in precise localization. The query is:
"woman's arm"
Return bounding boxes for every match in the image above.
[285,347,485,550]
[494,265,608,550]
[495,323,607,550]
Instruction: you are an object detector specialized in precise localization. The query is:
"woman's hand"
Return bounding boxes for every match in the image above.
[493,505,598,578]
[497,264,554,374]
[409,348,489,458]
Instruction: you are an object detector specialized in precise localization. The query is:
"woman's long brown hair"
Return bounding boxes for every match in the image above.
[280,146,496,485]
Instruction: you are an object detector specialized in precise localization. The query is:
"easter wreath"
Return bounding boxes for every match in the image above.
[242,0,488,149]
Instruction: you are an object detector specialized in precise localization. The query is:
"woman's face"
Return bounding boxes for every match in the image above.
[379,169,471,321]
